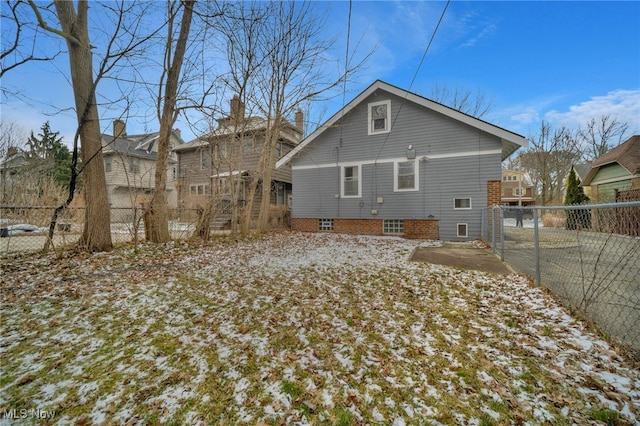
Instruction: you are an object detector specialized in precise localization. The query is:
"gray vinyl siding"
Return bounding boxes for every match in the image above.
[290,88,504,240]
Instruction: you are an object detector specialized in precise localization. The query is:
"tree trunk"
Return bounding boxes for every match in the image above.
[147,0,194,243]
[54,0,112,252]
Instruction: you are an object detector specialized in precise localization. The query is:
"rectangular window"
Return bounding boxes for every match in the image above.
[105,158,112,173]
[395,160,417,191]
[454,198,472,209]
[128,157,140,174]
[318,219,334,231]
[457,223,468,238]
[243,137,254,153]
[189,184,209,195]
[513,188,523,196]
[383,219,404,234]
[172,165,177,181]
[201,149,211,169]
[368,100,391,135]
[342,165,360,197]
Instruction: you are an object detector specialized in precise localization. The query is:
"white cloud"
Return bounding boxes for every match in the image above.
[545,89,640,133]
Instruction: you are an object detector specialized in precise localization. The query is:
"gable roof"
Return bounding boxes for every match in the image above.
[582,135,640,186]
[174,116,302,152]
[276,80,528,168]
[102,129,184,163]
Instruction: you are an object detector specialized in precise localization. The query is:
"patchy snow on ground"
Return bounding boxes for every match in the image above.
[1,231,638,425]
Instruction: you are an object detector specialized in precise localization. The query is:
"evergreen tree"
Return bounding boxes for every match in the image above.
[564,166,589,205]
[27,121,73,187]
[564,166,590,230]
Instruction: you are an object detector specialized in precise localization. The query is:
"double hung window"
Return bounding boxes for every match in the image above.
[342,165,361,197]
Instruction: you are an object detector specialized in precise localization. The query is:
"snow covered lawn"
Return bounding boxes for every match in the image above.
[1,232,638,425]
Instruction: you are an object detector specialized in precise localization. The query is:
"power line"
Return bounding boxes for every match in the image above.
[408,0,451,92]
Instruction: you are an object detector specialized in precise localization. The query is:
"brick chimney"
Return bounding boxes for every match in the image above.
[113,119,126,138]
[230,95,244,125]
[295,109,304,133]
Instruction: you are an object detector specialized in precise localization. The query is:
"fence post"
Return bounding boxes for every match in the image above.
[491,206,496,253]
[499,206,504,261]
[533,207,541,287]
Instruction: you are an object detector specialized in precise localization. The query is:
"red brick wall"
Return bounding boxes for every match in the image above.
[335,219,383,235]
[487,180,502,206]
[292,217,440,240]
[292,218,318,232]
[404,219,439,239]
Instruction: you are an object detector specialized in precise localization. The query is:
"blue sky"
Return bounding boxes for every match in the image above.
[2,1,639,146]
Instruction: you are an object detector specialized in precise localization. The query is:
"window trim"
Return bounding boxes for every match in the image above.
[341,164,362,198]
[189,184,210,196]
[394,159,419,192]
[457,223,468,238]
[383,219,404,235]
[128,157,140,174]
[454,198,472,210]
[367,100,391,135]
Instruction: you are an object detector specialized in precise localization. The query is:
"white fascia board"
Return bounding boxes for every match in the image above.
[291,149,502,171]
[277,80,528,168]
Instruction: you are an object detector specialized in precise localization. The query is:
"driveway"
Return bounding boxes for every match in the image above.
[410,242,515,275]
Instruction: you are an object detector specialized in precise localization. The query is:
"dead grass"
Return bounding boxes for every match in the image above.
[1,232,638,425]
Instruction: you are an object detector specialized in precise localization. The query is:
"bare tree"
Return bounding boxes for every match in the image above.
[578,115,629,161]
[145,0,195,243]
[28,0,113,251]
[519,121,581,206]
[430,83,493,119]
[25,1,164,251]
[1,0,60,80]
[216,1,368,235]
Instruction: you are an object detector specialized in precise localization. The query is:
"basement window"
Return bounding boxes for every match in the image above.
[454,198,471,210]
[318,219,334,231]
[457,223,468,238]
[383,220,404,235]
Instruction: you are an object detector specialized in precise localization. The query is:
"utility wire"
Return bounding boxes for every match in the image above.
[374,0,451,162]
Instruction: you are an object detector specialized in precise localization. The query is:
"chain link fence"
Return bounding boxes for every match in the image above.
[482,202,640,359]
[0,206,205,255]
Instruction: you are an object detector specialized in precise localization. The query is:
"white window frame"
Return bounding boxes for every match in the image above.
[341,164,361,198]
[383,219,404,235]
[454,198,472,210]
[105,157,112,173]
[189,184,209,196]
[457,223,468,238]
[394,159,419,192]
[368,100,391,135]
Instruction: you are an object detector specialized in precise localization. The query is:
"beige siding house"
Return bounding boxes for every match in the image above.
[102,120,185,209]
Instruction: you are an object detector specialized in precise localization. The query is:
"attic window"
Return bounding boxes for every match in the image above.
[368,100,391,135]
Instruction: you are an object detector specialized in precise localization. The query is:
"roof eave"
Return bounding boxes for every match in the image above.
[276,80,528,168]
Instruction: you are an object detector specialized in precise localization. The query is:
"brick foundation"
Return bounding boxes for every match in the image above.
[404,219,439,240]
[292,218,439,240]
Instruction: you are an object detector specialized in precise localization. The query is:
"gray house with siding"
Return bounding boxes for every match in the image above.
[276,80,528,240]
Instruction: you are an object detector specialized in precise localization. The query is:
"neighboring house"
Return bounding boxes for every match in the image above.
[501,169,535,206]
[173,96,303,225]
[276,80,528,241]
[569,163,592,199]
[582,135,640,203]
[0,147,29,203]
[102,120,185,209]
